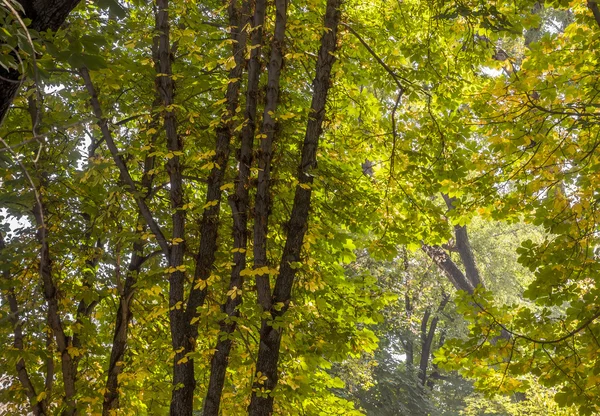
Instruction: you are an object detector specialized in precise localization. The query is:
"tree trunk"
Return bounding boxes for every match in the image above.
[0,0,81,124]
[248,1,342,413]
[253,0,289,310]
[418,295,449,386]
[34,197,77,416]
[442,194,482,288]
[102,100,160,413]
[0,231,47,415]
[202,0,267,414]
[172,1,250,414]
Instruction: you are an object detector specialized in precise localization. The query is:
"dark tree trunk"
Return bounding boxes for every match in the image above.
[442,194,482,288]
[102,102,159,413]
[0,0,81,124]
[422,244,474,294]
[253,0,289,311]
[151,1,191,414]
[418,295,449,386]
[247,1,342,414]
[81,45,163,415]
[0,231,47,415]
[34,196,77,416]
[202,0,266,414]
[404,294,414,367]
[173,1,250,414]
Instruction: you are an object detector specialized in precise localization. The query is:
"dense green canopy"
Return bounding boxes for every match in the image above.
[1,0,599,415]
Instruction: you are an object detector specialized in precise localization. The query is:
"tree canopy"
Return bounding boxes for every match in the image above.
[1,0,600,415]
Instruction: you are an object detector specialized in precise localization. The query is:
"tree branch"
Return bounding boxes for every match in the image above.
[79,67,171,258]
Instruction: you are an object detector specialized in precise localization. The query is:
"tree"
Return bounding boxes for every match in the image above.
[2,0,600,415]
[0,0,82,123]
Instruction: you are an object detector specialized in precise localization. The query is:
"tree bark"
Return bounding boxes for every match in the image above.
[202,0,267,414]
[421,244,474,294]
[149,1,192,414]
[103,149,158,413]
[33,192,77,415]
[0,231,47,415]
[418,295,449,386]
[80,45,164,414]
[588,0,600,29]
[404,294,414,367]
[0,0,81,124]
[248,1,342,413]
[442,194,482,289]
[172,1,250,414]
[253,0,289,312]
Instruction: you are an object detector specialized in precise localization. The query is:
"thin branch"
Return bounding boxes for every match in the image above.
[79,67,171,257]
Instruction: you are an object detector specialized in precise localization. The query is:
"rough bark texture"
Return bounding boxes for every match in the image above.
[202,1,266,414]
[185,0,249,326]
[170,1,250,414]
[253,0,288,312]
[247,1,341,414]
[422,244,474,294]
[149,1,191,414]
[0,0,81,124]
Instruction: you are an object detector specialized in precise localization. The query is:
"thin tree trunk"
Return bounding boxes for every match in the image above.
[0,231,47,415]
[202,0,267,413]
[24,91,79,415]
[172,1,250,414]
[80,57,165,415]
[418,295,449,386]
[248,1,342,413]
[151,1,191,414]
[102,149,158,413]
[253,0,289,312]
[442,194,482,288]
[34,195,77,416]
[405,294,414,367]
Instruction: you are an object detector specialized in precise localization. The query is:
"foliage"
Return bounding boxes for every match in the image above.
[1,0,600,415]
